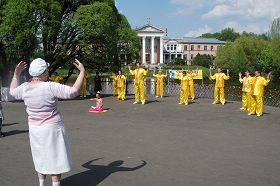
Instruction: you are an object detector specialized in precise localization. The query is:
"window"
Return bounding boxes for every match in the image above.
[184,54,187,59]
[184,45,188,50]
[170,45,174,51]
[204,45,207,51]
[211,46,214,51]
[191,45,194,51]
[174,45,177,51]
[197,45,201,50]
[191,54,194,59]
[167,45,170,50]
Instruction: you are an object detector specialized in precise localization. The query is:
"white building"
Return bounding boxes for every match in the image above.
[135,23,226,65]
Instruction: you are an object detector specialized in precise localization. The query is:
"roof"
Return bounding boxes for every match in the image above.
[181,37,226,44]
[135,24,165,33]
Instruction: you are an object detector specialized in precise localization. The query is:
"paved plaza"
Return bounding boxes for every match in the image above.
[0,95,280,186]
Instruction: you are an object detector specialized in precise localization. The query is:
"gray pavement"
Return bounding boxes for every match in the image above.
[0,95,280,186]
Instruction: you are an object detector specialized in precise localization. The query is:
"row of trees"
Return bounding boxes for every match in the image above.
[214,35,280,80]
[0,0,139,86]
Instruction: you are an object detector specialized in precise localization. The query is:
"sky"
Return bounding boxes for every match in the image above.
[116,0,280,38]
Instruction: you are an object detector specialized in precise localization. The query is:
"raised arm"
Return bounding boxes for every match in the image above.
[264,72,272,86]
[10,61,28,91]
[224,69,230,80]
[239,72,243,83]
[128,64,135,75]
[72,59,86,91]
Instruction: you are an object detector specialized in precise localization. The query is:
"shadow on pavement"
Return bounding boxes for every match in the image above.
[4,129,29,137]
[2,122,19,127]
[61,158,147,186]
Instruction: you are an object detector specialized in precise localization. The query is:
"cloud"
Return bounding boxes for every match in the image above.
[203,0,280,20]
[224,21,264,33]
[185,25,213,37]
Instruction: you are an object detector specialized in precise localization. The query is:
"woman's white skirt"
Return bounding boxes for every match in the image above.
[29,122,72,174]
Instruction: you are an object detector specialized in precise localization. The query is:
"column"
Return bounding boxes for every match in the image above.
[160,37,163,64]
[151,36,155,64]
[142,36,146,64]
[181,54,183,59]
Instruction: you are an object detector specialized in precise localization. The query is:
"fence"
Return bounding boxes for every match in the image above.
[89,79,280,108]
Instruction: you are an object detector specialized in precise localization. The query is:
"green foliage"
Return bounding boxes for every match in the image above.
[193,54,214,67]
[0,0,138,86]
[215,35,280,81]
[201,28,240,42]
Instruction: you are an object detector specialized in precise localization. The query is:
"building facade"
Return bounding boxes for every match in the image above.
[136,24,226,65]
[164,38,226,64]
[135,24,165,65]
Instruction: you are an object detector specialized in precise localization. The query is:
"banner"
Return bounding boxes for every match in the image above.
[168,69,203,80]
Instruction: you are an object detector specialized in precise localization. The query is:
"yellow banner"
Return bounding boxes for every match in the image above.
[168,70,203,80]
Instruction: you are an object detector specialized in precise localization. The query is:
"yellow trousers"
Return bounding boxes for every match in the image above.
[241,92,252,111]
[134,83,145,103]
[117,87,125,100]
[113,86,117,96]
[180,88,189,104]
[250,95,264,116]
[80,84,87,97]
[156,83,164,97]
[188,85,195,100]
[214,87,225,104]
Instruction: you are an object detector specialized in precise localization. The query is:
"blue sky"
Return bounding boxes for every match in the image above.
[116,0,280,38]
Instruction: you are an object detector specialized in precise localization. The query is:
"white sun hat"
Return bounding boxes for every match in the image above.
[29,58,49,77]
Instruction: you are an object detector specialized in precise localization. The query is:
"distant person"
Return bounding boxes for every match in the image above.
[239,71,253,111]
[94,71,102,94]
[115,70,126,100]
[0,100,5,137]
[153,70,167,98]
[178,71,190,105]
[110,72,117,96]
[89,91,103,112]
[187,70,197,100]
[128,63,148,104]
[80,72,87,98]
[248,71,272,117]
[210,68,230,105]
[49,72,63,83]
[10,58,85,186]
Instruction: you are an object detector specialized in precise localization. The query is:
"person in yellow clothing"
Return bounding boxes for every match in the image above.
[49,72,63,83]
[128,63,148,104]
[210,68,230,105]
[248,71,272,117]
[187,70,197,100]
[239,71,252,111]
[153,70,167,98]
[115,70,126,100]
[80,73,87,98]
[110,73,117,96]
[178,71,190,105]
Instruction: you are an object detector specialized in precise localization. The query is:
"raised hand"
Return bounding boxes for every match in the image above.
[14,61,28,77]
[73,59,85,72]
[267,72,272,79]
[239,72,242,77]
[128,64,131,70]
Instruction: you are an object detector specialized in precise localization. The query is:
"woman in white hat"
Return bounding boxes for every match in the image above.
[10,58,85,186]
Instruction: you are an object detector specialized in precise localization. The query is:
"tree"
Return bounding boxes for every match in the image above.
[268,17,280,39]
[193,54,214,67]
[0,0,37,86]
[218,28,240,42]
[232,46,249,74]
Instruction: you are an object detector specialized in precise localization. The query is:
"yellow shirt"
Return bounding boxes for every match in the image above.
[187,73,196,86]
[239,76,252,93]
[153,73,167,85]
[49,75,63,83]
[251,76,270,96]
[210,73,230,88]
[115,75,126,88]
[130,68,148,84]
[179,75,189,90]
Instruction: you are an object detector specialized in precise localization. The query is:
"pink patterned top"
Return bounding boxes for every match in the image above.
[10,82,79,126]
